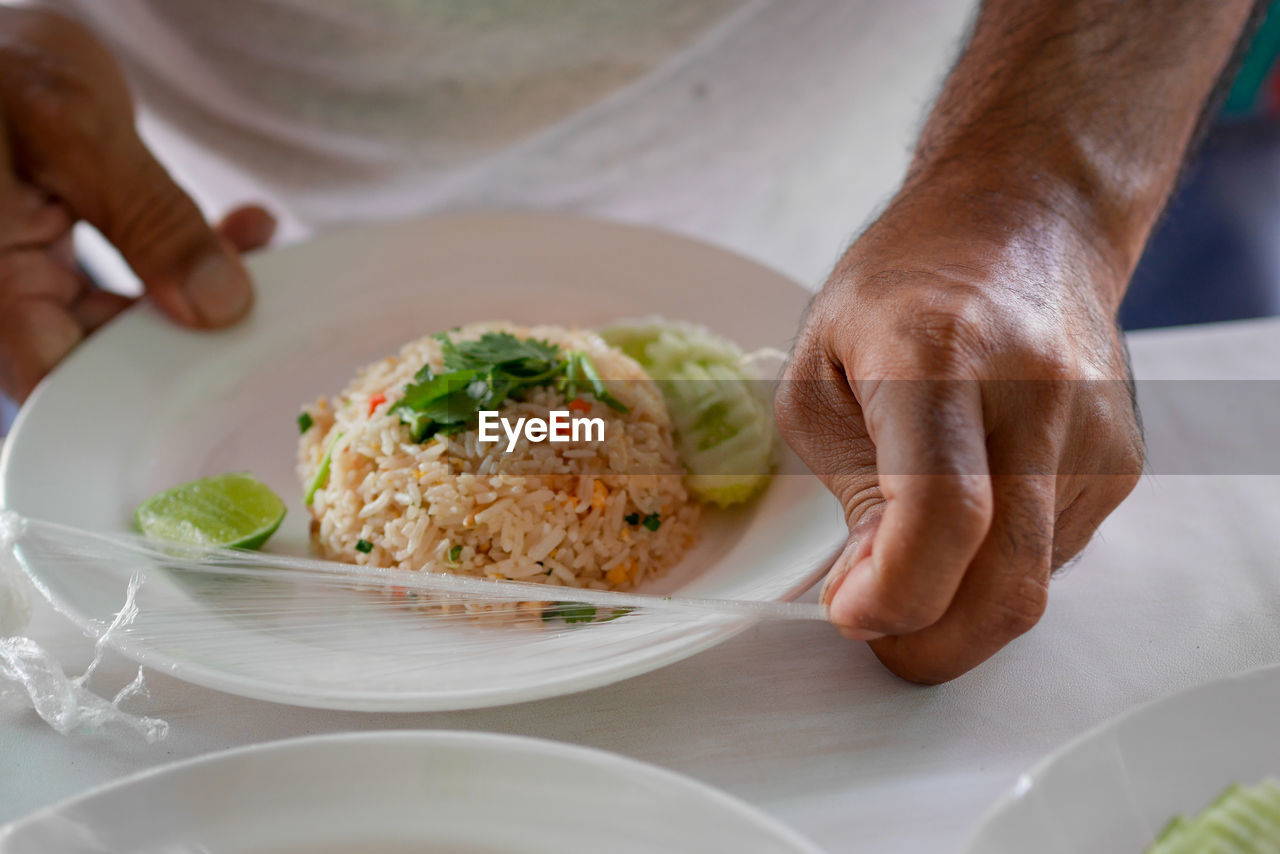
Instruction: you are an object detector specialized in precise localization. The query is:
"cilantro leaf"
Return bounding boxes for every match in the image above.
[390,367,483,441]
[440,332,561,378]
[391,332,628,441]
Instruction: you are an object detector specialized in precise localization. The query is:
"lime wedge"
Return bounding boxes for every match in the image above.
[135,473,286,550]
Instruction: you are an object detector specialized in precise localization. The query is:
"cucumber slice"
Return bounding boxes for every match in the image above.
[600,319,774,507]
[1148,779,1280,854]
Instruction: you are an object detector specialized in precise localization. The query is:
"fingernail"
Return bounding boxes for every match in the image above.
[838,624,885,642]
[183,253,251,326]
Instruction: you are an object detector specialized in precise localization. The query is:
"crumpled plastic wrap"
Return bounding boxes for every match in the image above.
[0,510,31,636]
[0,510,168,742]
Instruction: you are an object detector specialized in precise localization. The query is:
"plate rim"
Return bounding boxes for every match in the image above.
[0,729,825,853]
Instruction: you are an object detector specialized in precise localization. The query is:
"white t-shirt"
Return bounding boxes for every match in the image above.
[58,1,750,175]
[49,0,973,284]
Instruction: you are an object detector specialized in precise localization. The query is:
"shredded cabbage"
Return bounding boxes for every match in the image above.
[600,319,774,507]
[1147,779,1280,854]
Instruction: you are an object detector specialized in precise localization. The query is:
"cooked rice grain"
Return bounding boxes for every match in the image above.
[298,323,698,590]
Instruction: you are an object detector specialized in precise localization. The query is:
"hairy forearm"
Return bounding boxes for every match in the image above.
[901,0,1262,305]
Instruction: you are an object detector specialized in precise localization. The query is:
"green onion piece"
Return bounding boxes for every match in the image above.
[541,602,597,624]
[572,351,629,413]
[561,603,596,624]
[448,544,463,562]
[304,431,343,506]
[624,513,641,526]
[598,607,635,623]
[642,513,661,532]
[355,539,373,554]
[297,411,314,434]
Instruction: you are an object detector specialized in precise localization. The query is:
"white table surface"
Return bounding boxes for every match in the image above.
[4,317,1279,854]
[6,1,1280,851]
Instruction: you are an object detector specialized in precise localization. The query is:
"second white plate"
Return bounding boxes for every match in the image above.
[0,731,823,853]
[966,663,1280,854]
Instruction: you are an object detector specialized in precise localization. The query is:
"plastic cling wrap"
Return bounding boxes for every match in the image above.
[0,510,30,636]
[0,513,168,741]
[0,509,826,735]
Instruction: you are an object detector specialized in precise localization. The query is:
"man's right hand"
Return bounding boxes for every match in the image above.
[0,7,273,402]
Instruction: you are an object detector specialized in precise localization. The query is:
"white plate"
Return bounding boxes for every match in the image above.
[0,730,823,853]
[965,663,1280,853]
[0,212,844,710]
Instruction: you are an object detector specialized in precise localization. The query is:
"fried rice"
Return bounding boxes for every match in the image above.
[297,322,698,591]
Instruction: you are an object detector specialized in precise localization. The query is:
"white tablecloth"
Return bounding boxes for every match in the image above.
[4,319,1280,854]
[6,0,1280,849]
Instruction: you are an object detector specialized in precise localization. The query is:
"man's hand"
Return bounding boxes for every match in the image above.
[778,0,1261,682]
[0,8,273,402]
[777,193,1143,684]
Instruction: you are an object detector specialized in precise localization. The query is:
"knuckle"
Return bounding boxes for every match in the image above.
[977,575,1048,641]
[952,474,995,520]
[1115,420,1147,477]
[909,303,988,369]
[1051,539,1089,572]
[1112,445,1144,493]
[772,384,800,436]
[1013,336,1079,383]
[0,9,135,188]
[864,592,948,636]
[2,19,123,135]
[922,475,995,537]
[10,60,106,143]
[774,350,819,435]
[838,487,883,528]
[1081,392,1146,481]
[1050,482,1124,568]
[1118,469,1142,499]
[994,328,1082,404]
[775,337,875,471]
[107,170,205,265]
[1088,467,1142,516]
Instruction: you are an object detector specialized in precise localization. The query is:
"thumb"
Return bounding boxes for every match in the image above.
[51,131,252,328]
[818,508,881,612]
[0,8,251,327]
